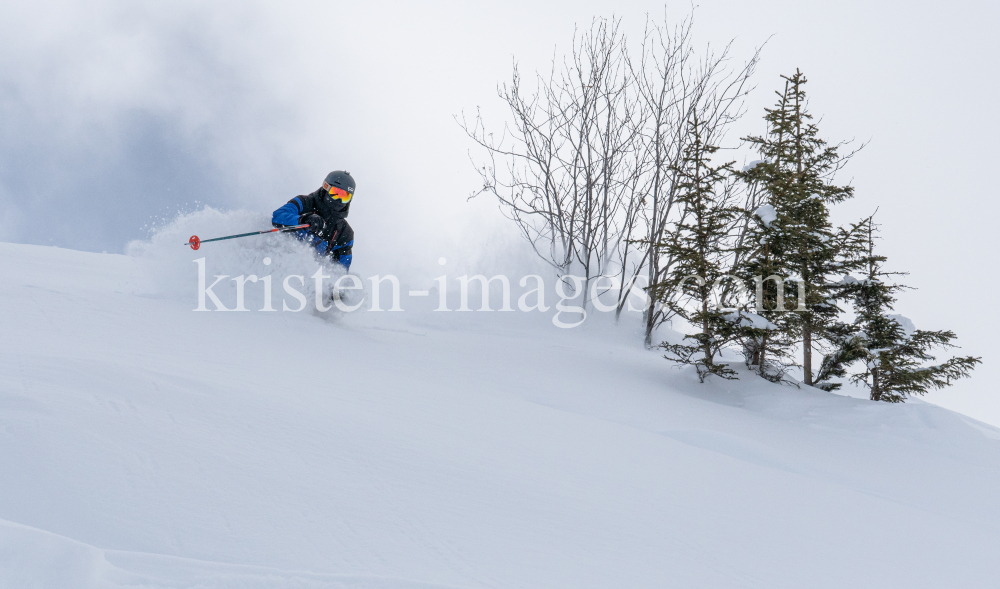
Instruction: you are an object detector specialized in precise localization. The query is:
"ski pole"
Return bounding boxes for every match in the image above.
[185,224,311,250]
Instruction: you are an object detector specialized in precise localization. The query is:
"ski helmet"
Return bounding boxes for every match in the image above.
[324,170,356,196]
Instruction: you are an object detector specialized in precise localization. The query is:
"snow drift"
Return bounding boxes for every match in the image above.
[2,220,1000,588]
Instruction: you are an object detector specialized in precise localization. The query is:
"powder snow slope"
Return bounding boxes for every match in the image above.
[2,236,1000,589]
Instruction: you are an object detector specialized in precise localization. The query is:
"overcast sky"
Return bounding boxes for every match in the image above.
[2,0,998,423]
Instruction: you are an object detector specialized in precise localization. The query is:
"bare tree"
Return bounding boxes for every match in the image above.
[461,12,759,340]
[461,18,638,309]
[623,15,759,346]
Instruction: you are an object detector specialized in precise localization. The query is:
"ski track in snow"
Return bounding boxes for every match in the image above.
[1,517,469,589]
[2,220,1000,588]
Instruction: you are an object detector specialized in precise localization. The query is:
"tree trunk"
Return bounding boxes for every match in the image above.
[870,367,881,401]
[702,295,712,366]
[643,301,655,347]
[757,333,768,376]
[802,325,813,386]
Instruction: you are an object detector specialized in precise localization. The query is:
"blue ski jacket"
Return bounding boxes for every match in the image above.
[272,188,354,270]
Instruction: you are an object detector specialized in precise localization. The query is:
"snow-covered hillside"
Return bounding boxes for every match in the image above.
[3,226,1000,588]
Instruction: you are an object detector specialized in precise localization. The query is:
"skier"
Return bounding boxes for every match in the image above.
[272,170,356,270]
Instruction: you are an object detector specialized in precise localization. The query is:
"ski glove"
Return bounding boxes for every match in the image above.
[303,213,325,236]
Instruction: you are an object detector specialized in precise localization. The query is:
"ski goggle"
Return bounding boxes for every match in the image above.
[324,183,353,203]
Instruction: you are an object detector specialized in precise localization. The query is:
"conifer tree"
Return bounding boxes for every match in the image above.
[730,190,799,382]
[739,70,863,386]
[654,116,740,382]
[816,219,980,402]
